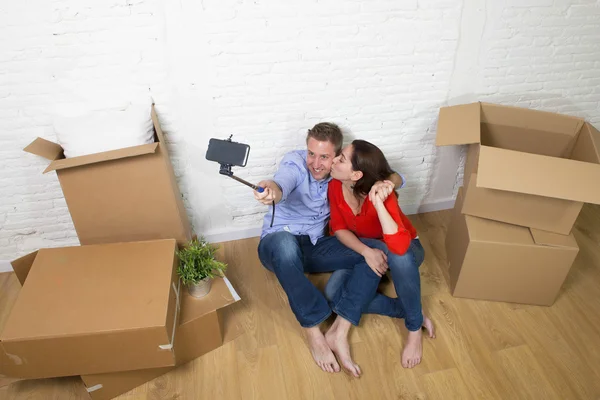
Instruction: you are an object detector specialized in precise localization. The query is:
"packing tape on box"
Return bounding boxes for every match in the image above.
[159,280,181,350]
[223,276,241,301]
[86,384,103,393]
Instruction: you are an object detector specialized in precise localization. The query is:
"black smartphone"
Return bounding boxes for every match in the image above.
[206,138,250,167]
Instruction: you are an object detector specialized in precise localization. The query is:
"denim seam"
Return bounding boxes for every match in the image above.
[300,308,332,328]
[331,304,359,326]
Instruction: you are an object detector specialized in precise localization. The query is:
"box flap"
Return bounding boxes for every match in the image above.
[477,145,600,205]
[151,104,166,144]
[43,143,159,174]
[23,138,63,161]
[465,214,534,245]
[530,229,579,249]
[480,103,584,136]
[577,123,600,162]
[1,239,176,341]
[10,251,38,286]
[179,277,237,325]
[436,103,481,146]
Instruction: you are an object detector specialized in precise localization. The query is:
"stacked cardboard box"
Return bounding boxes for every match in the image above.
[0,105,241,399]
[437,102,600,306]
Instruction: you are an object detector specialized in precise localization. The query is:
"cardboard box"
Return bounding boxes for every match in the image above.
[445,188,579,306]
[1,239,181,379]
[23,105,192,247]
[437,102,600,234]
[80,277,240,400]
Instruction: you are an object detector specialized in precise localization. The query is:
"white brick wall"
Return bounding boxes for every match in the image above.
[1,0,600,260]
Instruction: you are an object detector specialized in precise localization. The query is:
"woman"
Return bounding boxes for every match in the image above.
[324,139,435,372]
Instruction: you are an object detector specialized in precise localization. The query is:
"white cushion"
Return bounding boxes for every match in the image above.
[53,102,155,158]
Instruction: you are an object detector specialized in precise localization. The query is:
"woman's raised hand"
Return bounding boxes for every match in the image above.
[369,180,394,208]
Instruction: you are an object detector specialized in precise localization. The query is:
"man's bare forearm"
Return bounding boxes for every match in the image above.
[387,172,404,189]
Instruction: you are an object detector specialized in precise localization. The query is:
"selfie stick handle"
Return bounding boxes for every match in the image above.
[229,174,264,193]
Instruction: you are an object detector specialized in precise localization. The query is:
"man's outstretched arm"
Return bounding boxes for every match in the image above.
[254,180,283,205]
[253,153,305,205]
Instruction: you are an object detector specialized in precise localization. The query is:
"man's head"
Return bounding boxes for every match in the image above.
[305,122,343,180]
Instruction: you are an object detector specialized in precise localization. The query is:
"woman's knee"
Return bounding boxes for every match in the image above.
[360,238,389,253]
[324,269,351,302]
[388,250,419,276]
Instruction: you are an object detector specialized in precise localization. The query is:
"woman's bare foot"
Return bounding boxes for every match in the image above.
[401,316,435,368]
[402,329,423,368]
[423,315,435,338]
[305,327,340,373]
[325,317,361,378]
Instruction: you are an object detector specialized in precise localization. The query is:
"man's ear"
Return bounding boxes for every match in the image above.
[351,170,363,182]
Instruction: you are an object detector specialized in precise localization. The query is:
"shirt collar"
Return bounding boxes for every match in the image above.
[308,173,333,185]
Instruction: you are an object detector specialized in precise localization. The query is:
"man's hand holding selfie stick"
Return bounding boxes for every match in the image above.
[253,180,282,205]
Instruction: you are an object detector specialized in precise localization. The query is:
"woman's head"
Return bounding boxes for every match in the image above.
[331,139,394,197]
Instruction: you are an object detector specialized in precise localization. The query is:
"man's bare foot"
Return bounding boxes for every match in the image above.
[401,315,435,368]
[305,327,340,373]
[325,317,361,378]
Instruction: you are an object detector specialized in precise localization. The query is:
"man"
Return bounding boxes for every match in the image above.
[254,122,403,376]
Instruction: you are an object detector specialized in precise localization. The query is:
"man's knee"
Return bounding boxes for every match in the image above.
[258,231,302,270]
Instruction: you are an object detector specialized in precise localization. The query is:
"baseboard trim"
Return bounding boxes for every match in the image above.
[0,260,13,273]
[203,198,455,244]
[416,198,457,214]
[204,227,263,244]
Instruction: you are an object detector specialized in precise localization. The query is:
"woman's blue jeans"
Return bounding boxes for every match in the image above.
[324,238,425,331]
[258,231,388,328]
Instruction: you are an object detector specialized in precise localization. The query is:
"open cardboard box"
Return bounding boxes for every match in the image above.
[445,187,579,306]
[81,277,241,400]
[437,102,600,234]
[1,239,181,379]
[23,105,192,247]
[2,245,241,400]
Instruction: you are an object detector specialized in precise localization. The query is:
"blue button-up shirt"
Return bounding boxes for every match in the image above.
[260,150,331,245]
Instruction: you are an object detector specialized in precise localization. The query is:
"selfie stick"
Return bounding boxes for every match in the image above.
[218,163,264,193]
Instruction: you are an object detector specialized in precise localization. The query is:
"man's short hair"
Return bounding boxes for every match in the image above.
[306,122,343,155]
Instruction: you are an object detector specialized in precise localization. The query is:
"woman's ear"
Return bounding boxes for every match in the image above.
[351,170,363,182]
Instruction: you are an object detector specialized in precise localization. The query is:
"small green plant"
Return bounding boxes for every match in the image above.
[176,237,227,285]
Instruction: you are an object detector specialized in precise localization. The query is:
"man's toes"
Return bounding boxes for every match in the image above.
[333,362,341,373]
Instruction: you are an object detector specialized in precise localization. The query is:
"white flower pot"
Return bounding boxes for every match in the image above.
[188,278,212,299]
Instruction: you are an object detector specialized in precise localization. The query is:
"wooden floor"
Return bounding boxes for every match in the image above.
[2,205,600,399]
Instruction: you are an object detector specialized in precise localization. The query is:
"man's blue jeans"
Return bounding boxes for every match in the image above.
[258,231,386,328]
[324,238,425,331]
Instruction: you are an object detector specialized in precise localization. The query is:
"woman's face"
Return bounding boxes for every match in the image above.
[331,145,359,182]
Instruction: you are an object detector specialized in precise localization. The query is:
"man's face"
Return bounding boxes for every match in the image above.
[306,137,336,180]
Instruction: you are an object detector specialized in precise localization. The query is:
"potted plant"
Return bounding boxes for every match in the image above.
[176,237,227,299]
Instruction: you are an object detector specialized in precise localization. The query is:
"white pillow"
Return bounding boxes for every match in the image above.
[53,103,155,158]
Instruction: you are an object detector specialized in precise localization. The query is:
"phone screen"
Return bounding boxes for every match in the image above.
[206,138,250,167]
